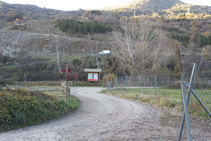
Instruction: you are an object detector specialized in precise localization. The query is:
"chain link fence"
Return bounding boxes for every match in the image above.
[177,61,211,141]
[104,63,211,140]
[106,73,180,95]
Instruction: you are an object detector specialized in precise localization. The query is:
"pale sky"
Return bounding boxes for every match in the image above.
[1,0,211,11]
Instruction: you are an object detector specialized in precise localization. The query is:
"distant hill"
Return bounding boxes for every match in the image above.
[112,0,211,17]
[0,1,87,29]
[0,1,60,19]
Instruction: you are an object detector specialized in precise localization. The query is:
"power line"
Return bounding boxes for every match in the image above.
[0,53,111,68]
[2,53,111,57]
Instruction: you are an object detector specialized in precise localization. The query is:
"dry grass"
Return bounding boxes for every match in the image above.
[101,88,211,118]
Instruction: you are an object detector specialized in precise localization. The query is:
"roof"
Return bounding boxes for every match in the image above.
[84,68,102,72]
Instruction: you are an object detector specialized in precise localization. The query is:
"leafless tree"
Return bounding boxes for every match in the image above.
[87,34,100,69]
[48,35,70,74]
[111,17,171,76]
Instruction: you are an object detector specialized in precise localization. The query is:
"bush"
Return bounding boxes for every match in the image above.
[0,79,15,86]
[102,74,116,87]
[0,89,80,132]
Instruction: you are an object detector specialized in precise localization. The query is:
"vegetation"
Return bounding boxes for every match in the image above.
[113,0,211,18]
[193,34,211,47]
[0,89,80,132]
[171,33,190,47]
[102,74,116,87]
[57,19,113,34]
[171,33,211,48]
[101,88,211,118]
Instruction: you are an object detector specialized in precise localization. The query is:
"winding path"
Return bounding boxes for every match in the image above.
[0,87,178,141]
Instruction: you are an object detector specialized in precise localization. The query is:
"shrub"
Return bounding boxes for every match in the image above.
[0,89,80,132]
[102,74,116,87]
[207,25,211,29]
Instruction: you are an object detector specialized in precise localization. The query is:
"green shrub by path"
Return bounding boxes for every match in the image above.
[0,89,80,132]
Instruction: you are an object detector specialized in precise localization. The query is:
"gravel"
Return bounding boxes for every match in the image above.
[0,87,179,141]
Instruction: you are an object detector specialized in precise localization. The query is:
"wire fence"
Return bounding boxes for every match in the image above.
[177,61,211,141]
[104,64,211,140]
[1,60,211,140]
[106,73,180,95]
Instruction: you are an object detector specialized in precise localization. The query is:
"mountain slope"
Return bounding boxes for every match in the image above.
[113,0,211,16]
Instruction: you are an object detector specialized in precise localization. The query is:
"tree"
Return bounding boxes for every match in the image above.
[174,42,182,76]
[113,12,119,19]
[111,17,170,76]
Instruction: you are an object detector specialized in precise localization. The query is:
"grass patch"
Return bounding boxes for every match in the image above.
[102,88,181,108]
[101,88,211,118]
[0,89,80,132]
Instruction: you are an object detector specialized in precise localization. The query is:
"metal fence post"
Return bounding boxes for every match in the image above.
[116,77,118,90]
[184,82,211,117]
[66,65,68,102]
[168,77,170,85]
[177,63,197,141]
[126,76,127,93]
[98,74,100,86]
[155,75,157,97]
[110,78,112,91]
[139,76,141,95]
[69,87,71,100]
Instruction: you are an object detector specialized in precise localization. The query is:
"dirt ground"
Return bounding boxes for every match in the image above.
[0,87,204,141]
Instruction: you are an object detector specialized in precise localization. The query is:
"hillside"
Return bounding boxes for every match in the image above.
[113,0,211,17]
[1,0,211,82]
[0,0,84,28]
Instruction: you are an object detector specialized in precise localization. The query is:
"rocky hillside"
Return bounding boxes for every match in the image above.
[0,30,73,56]
[112,0,211,17]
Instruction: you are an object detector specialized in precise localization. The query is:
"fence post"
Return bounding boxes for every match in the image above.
[177,63,197,141]
[6,83,9,90]
[98,74,100,86]
[106,77,110,91]
[116,77,118,90]
[126,76,127,93]
[110,78,112,90]
[69,87,71,99]
[155,75,157,97]
[66,65,69,102]
[168,77,170,85]
[139,76,141,95]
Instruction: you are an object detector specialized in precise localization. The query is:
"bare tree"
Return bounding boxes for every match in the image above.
[48,35,70,74]
[86,34,101,69]
[111,18,170,76]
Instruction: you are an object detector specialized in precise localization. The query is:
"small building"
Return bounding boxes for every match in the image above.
[84,68,101,82]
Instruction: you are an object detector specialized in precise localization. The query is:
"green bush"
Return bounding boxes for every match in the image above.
[0,79,15,86]
[0,89,80,132]
[102,74,116,87]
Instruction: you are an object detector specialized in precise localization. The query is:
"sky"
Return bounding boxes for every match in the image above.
[1,0,211,11]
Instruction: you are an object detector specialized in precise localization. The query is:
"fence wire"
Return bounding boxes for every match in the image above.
[178,61,211,141]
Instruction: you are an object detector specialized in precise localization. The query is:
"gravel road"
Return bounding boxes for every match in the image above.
[0,87,179,141]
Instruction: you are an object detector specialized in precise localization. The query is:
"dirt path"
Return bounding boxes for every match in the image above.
[0,87,178,141]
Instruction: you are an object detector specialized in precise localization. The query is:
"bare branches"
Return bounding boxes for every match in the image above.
[111,17,170,76]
